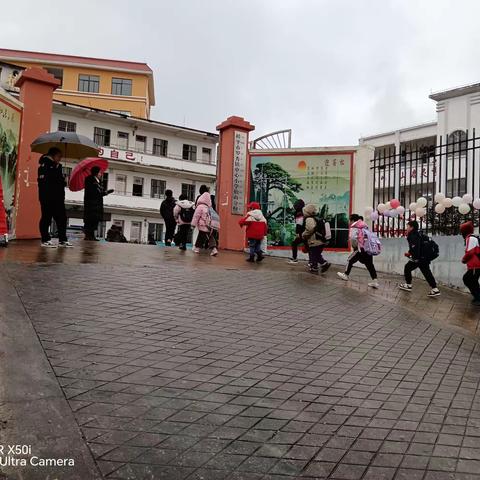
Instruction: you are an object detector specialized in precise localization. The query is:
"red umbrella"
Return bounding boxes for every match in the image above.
[69,157,109,192]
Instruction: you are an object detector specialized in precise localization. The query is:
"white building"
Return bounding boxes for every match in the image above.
[359,83,480,220]
[52,101,218,242]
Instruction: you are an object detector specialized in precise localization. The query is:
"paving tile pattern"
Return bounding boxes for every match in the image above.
[7,262,480,480]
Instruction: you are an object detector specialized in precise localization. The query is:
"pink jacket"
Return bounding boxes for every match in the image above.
[191,192,212,232]
[350,220,367,250]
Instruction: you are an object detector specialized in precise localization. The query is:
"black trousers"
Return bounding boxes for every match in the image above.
[164,221,176,244]
[291,235,303,260]
[195,230,217,249]
[463,269,480,300]
[176,224,191,247]
[84,219,98,239]
[39,200,67,243]
[345,250,377,280]
[404,260,437,288]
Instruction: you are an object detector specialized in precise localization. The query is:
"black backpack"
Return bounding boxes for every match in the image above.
[179,207,194,223]
[420,232,439,261]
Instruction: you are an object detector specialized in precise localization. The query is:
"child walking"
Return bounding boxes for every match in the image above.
[460,221,480,306]
[302,203,331,274]
[288,199,305,264]
[337,214,379,288]
[191,192,218,256]
[239,202,268,262]
[173,194,194,250]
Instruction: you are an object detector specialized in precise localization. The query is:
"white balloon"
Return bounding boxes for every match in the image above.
[396,206,405,215]
[364,207,374,216]
[415,207,426,218]
[442,197,453,208]
[385,201,392,210]
[435,203,446,214]
[473,198,480,210]
[377,203,386,214]
[389,209,398,218]
[409,202,417,211]
[452,196,462,207]
[417,197,427,207]
[463,193,473,204]
[434,192,445,203]
[459,203,471,215]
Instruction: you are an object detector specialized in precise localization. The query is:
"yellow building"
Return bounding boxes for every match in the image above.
[0,48,155,118]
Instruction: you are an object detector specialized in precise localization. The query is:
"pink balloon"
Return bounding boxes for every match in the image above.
[390,198,400,209]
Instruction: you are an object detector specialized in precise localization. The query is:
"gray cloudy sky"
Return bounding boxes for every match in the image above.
[2,0,480,146]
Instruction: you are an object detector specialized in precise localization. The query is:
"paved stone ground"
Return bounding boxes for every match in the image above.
[3,242,480,479]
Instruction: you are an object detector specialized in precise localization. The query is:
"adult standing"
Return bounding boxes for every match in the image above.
[399,220,440,297]
[83,166,113,241]
[160,189,177,246]
[460,221,480,306]
[37,147,72,248]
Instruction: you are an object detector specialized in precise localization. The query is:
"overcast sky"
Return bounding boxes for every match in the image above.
[2,0,480,146]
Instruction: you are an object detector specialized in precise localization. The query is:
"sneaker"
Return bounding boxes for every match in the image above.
[287,259,298,264]
[256,254,264,262]
[428,288,441,297]
[41,241,57,248]
[58,241,74,248]
[246,257,255,263]
[320,262,331,273]
[368,280,380,289]
[337,272,349,281]
[179,245,187,251]
[308,267,319,275]
[192,247,200,253]
[210,248,218,256]
[399,283,412,291]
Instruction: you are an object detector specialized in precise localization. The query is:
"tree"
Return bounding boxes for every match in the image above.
[252,162,303,219]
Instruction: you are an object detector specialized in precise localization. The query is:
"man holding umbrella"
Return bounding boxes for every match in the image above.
[38,147,72,247]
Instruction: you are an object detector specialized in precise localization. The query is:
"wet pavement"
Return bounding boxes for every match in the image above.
[1,240,480,480]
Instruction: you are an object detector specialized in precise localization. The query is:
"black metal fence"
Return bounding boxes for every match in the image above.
[371,129,480,237]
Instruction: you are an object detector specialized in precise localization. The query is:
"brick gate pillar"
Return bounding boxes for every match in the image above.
[216,116,255,251]
[14,68,60,239]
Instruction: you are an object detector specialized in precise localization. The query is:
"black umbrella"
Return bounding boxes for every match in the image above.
[31,131,99,159]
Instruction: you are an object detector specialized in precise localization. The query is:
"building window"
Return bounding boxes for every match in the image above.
[151,179,166,198]
[111,77,132,96]
[148,223,163,243]
[182,144,197,162]
[117,131,129,149]
[153,138,168,156]
[130,221,142,243]
[101,172,109,191]
[182,183,195,202]
[58,120,76,132]
[202,147,212,163]
[94,127,111,147]
[46,67,63,87]
[115,174,127,195]
[78,74,100,93]
[62,166,72,184]
[135,135,147,152]
[132,176,144,197]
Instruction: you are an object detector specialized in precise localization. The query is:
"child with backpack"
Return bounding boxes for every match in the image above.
[337,214,379,288]
[459,221,480,306]
[239,202,268,262]
[302,203,331,274]
[173,194,195,250]
[288,199,305,264]
[191,192,218,256]
[399,220,440,297]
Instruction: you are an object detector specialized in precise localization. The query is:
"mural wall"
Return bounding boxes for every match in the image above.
[250,152,353,249]
[0,95,21,235]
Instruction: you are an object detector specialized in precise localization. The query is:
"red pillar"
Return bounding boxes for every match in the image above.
[216,116,255,251]
[14,68,60,239]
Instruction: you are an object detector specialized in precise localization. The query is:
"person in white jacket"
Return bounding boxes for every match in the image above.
[173,194,195,250]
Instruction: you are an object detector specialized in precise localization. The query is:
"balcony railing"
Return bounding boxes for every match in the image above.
[99,143,217,166]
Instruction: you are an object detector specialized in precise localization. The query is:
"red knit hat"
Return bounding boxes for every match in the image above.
[247,202,260,209]
[460,221,474,236]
